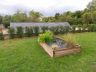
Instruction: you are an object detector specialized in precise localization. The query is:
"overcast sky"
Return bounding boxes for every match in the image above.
[0,0,92,16]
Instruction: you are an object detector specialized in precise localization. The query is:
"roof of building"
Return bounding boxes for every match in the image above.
[10,22,71,29]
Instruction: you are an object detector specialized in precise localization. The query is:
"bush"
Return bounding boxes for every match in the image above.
[72,25,85,33]
[49,26,59,35]
[8,27,15,39]
[25,27,32,37]
[41,26,48,33]
[82,24,88,32]
[71,24,96,33]
[71,25,76,33]
[49,26,70,35]
[16,27,24,38]
[88,25,94,32]
[38,30,54,43]
[33,26,39,36]
[0,33,4,40]
[30,27,34,36]
[59,26,68,34]
[93,25,96,32]
[88,24,96,32]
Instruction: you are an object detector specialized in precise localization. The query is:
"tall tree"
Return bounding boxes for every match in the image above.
[82,12,93,24]
[2,15,11,28]
[87,0,96,11]
[92,11,96,23]
[12,11,27,22]
[55,13,60,20]
[73,11,83,18]
[29,10,42,22]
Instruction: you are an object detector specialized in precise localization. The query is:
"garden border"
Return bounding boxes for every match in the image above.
[40,43,81,57]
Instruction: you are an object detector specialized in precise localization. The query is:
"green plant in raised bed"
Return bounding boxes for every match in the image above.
[60,33,77,48]
[38,30,54,43]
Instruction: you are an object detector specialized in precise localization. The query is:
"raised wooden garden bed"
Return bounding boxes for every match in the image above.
[40,43,81,57]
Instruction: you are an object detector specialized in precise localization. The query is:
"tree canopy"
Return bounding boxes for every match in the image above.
[0,0,96,28]
[87,0,96,11]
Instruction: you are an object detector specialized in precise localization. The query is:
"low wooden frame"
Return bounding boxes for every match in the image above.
[40,43,81,57]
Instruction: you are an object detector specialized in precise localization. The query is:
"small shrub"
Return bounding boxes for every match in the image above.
[71,25,81,33]
[0,32,4,40]
[41,26,48,33]
[25,27,32,37]
[82,24,88,32]
[64,26,71,33]
[83,24,96,32]
[60,26,70,34]
[91,24,96,32]
[38,30,54,43]
[8,27,15,39]
[71,25,76,33]
[71,24,96,33]
[33,26,39,36]
[76,26,82,33]
[93,25,96,32]
[88,25,94,32]
[30,27,34,36]
[49,26,70,35]
[16,27,24,38]
[49,26,59,35]
[57,26,68,34]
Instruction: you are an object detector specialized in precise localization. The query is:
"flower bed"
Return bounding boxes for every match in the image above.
[38,31,81,57]
[40,38,80,57]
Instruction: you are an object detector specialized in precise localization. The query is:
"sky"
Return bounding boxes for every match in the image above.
[0,0,92,16]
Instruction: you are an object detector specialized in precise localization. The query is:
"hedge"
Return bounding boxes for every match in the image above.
[16,27,24,38]
[0,33,4,40]
[8,27,15,39]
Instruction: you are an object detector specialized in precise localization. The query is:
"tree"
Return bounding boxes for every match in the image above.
[59,11,74,24]
[73,11,83,18]
[42,17,49,22]
[12,11,27,22]
[82,12,93,24]
[42,17,55,22]
[2,15,11,28]
[92,11,96,23]
[55,13,60,20]
[87,0,96,11]
[29,10,42,22]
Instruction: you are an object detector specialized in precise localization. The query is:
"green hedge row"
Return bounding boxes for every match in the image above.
[1,24,96,40]
[8,26,71,39]
[71,24,96,33]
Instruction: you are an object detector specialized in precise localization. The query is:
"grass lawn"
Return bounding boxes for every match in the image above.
[0,32,96,72]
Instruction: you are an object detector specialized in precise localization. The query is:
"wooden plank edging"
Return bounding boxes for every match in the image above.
[40,43,81,57]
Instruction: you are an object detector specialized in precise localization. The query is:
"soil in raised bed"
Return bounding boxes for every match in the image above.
[46,38,69,49]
